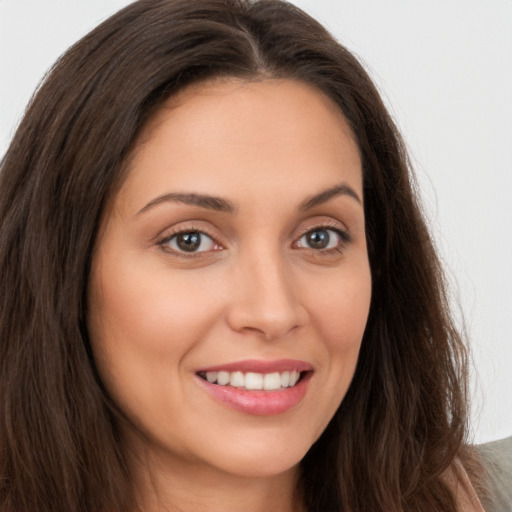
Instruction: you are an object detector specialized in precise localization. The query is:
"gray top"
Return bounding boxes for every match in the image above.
[478,436,512,512]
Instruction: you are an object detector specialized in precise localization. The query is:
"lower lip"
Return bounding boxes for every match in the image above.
[197,373,311,416]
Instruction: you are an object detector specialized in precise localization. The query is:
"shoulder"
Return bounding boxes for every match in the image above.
[477,436,512,512]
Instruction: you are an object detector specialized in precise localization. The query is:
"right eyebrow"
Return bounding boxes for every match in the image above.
[136,192,236,215]
[299,182,362,211]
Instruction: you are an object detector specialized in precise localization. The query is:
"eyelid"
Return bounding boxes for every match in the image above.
[154,217,351,256]
[294,228,348,251]
[156,222,225,255]
[291,218,352,257]
[293,218,351,243]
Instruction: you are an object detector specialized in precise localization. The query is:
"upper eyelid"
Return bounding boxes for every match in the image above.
[297,226,347,239]
[159,230,215,244]
[156,221,222,244]
[293,219,349,239]
[154,217,351,246]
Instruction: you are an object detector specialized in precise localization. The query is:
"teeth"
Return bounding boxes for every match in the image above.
[263,372,281,390]
[217,371,230,385]
[200,369,303,390]
[229,371,245,387]
[245,372,263,390]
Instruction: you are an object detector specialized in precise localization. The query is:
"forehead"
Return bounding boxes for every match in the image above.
[117,78,362,213]
[140,77,358,153]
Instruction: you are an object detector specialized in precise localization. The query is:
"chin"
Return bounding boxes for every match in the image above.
[194,428,316,479]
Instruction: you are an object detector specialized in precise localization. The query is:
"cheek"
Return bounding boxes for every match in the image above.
[88,257,222,352]
[86,254,229,413]
[309,266,372,352]
[305,261,371,407]
[86,259,232,444]
[296,263,371,440]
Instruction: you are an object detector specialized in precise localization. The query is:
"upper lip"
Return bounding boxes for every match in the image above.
[196,359,313,374]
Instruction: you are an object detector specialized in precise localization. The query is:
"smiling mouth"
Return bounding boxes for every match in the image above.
[197,370,306,391]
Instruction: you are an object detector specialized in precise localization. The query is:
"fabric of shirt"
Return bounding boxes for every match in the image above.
[478,436,512,512]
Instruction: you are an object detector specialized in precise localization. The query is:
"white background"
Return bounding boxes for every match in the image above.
[1,0,510,444]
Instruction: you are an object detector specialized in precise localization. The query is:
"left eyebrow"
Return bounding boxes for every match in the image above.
[299,182,362,211]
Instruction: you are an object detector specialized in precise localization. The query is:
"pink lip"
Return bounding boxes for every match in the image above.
[196,359,313,374]
[195,359,313,416]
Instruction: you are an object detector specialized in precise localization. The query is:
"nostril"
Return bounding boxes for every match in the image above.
[227,307,305,341]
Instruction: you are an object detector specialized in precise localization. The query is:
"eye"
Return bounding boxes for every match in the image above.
[295,228,347,251]
[160,231,219,253]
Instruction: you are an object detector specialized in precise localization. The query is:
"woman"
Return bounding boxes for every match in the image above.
[0,0,502,510]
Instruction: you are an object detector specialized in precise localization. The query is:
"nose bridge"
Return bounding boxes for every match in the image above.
[227,243,304,340]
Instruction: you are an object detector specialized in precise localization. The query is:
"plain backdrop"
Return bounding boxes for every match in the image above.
[1,0,511,444]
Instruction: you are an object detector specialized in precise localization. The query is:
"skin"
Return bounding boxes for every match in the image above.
[88,78,372,512]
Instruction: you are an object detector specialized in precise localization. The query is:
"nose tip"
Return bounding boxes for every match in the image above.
[229,303,300,341]
[226,259,307,341]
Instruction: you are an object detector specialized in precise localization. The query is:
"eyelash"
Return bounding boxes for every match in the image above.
[157,223,351,257]
[294,226,351,254]
[157,225,221,256]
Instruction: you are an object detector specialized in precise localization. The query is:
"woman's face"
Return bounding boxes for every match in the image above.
[88,79,371,481]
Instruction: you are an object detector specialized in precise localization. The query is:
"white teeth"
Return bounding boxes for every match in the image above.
[217,371,230,385]
[229,371,245,387]
[245,372,263,390]
[290,370,300,386]
[263,372,281,391]
[200,369,304,390]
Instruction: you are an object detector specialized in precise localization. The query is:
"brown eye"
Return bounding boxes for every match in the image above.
[306,230,330,249]
[296,228,346,250]
[163,231,217,253]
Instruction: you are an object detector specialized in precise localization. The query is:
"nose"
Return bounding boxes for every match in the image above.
[225,248,308,340]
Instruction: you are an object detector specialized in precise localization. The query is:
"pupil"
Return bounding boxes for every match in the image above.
[177,232,201,252]
[307,230,329,249]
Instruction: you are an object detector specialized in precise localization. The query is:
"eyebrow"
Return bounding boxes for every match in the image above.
[136,182,361,216]
[299,182,362,210]
[137,192,235,215]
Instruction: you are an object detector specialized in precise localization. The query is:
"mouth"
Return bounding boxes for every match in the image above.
[195,360,313,415]
[196,369,306,391]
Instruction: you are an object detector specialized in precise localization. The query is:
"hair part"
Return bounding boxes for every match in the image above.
[0,1,474,510]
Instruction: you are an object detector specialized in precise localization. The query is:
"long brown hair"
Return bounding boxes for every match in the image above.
[0,1,474,510]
